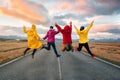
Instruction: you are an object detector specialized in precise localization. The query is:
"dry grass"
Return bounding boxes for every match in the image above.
[73,42,120,65]
[0,40,47,64]
[0,40,28,64]
[0,40,120,66]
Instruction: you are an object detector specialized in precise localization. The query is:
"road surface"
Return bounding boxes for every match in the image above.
[0,44,120,80]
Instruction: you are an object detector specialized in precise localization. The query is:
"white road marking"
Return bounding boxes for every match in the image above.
[82,51,120,69]
[0,56,23,68]
[0,54,30,68]
[57,57,62,80]
[95,57,120,69]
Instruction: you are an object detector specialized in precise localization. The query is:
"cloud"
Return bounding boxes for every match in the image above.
[0,25,22,36]
[92,0,120,15]
[89,32,120,39]
[0,0,50,25]
[0,0,120,40]
[90,23,120,32]
[0,25,60,38]
[52,0,120,17]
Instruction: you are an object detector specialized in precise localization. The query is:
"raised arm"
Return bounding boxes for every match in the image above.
[23,26,27,33]
[54,30,59,34]
[55,23,63,33]
[69,21,72,31]
[85,20,94,33]
[74,25,80,34]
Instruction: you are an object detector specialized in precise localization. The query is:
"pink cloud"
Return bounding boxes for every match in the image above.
[60,2,69,10]
[90,23,120,33]
[89,32,120,39]
[76,0,87,7]
[53,0,91,15]
[0,0,49,24]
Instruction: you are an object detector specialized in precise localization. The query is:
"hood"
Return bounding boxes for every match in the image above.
[64,25,71,32]
[31,24,36,30]
[48,29,55,35]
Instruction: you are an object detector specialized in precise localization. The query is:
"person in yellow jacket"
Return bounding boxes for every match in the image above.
[74,20,96,58]
[23,24,43,59]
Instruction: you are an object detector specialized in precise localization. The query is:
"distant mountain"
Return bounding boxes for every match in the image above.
[0,35,120,42]
[56,38,78,42]
[0,35,27,40]
[56,38,120,42]
[89,38,120,42]
[56,38,62,41]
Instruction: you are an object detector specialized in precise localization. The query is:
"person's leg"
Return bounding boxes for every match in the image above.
[65,44,74,52]
[31,49,37,59]
[70,44,74,52]
[43,42,51,50]
[65,44,71,51]
[61,44,66,52]
[23,48,30,56]
[83,43,95,57]
[51,42,60,57]
[77,43,83,51]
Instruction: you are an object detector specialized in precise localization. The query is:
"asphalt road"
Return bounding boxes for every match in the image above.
[0,44,120,80]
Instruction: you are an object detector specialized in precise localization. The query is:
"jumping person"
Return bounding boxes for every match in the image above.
[42,26,61,57]
[55,21,74,52]
[74,20,96,58]
[23,24,43,59]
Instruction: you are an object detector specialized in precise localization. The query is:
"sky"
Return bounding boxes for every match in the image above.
[0,0,120,40]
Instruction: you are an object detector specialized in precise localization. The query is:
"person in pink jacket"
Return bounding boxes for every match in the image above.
[42,26,61,57]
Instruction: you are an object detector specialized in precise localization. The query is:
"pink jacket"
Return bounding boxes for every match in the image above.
[43,29,59,42]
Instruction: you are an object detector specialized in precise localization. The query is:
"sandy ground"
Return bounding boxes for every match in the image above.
[0,40,120,65]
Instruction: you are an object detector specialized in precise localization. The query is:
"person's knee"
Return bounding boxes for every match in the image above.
[61,48,65,52]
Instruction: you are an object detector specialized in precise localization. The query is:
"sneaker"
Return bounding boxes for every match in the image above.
[91,54,96,58]
[56,55,61,57]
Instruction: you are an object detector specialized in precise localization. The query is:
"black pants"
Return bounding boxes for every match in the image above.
[24,48,37,56]
[77,42,93,56]
[43,42,59,56]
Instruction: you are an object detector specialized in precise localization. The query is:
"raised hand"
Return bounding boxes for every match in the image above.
[70,21,72,25]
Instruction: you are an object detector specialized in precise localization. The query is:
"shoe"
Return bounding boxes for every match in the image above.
[56,55,61,57]
[23,53,26,56]
[91,54,96,58]
[32,55,34,59]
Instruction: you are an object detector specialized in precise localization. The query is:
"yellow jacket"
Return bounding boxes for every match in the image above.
[23,24,43,49]
[74,21,94,43]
